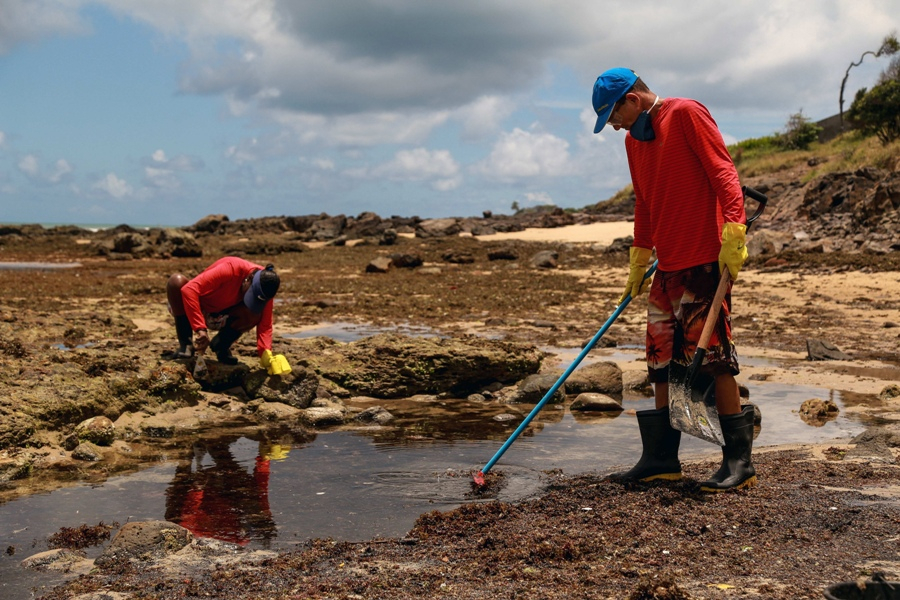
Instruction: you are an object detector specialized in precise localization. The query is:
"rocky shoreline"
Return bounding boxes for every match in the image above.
[2,161,900,599]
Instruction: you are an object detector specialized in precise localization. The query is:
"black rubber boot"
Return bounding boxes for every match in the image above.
[607,407,682,482]
[209,327,242,365]
[700,405,757,492]
[171,315,194,359]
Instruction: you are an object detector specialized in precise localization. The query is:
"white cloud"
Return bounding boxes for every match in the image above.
[15,154,73,185]
[17,155,39,177]
[373,147,462,191]
[48,159,73,183]
[93,173,133,199]
[311,158,335,170]
[454,95,515,140]
[475,127,573,182]
[270,109,451,148]
[140,150,204,189]
[0,0,89,55]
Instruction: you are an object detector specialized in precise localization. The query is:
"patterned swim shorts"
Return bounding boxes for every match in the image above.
[645,262,739,383]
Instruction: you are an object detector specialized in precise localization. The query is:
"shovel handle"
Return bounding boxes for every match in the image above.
[696,268,731,354]
[693,186,768,365]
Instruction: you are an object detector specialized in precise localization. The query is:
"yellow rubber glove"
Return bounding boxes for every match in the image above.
[620,247,654,303]
[260,349,292,375]
[718,222,748,280]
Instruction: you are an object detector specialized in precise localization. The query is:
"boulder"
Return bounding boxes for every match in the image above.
[95,521,193,567]
[191,214,229,233]
[243,365,319,409]
[565,362,623,395]
[509,373,566,404]
[157,228,203,257]
[415,218,461,238]
[300,333,543,399]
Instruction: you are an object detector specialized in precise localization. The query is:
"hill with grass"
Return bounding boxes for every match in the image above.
[585,130,900,257]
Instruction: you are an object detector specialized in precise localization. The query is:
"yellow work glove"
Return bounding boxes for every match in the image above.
[718,222,748,280]
[620,247,654,303]
[260,349,292,376]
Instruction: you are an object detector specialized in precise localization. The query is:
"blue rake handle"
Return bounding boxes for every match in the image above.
[473,261,658,485]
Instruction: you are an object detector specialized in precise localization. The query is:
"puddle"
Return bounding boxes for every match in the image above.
[0,262,82,270]
[0,321,883,599]
[51,342,96,351]
[287,321,440,343]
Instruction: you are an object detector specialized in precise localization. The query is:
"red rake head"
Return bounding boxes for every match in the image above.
[472,471,486,487]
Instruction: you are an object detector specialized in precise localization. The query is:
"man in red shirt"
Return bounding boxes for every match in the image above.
[592,67,755,492]
[166,256,291,375]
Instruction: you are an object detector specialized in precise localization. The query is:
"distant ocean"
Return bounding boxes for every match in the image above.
[27,222,177,233]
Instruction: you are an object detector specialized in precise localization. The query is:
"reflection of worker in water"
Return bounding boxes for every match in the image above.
[164,437,290,546]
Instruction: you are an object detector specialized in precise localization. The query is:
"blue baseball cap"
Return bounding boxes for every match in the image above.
[243,267,279,313]
[592,67,638,134]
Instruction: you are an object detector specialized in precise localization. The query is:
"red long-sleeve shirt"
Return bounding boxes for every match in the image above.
[627,98,745,271]
[180,256,273,355]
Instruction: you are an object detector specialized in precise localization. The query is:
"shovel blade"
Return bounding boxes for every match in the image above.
[193,354,209,379]
[668,365,725,446]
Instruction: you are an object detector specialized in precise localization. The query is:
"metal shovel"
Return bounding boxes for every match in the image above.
[193,350,209,380]
[667,186,768,445]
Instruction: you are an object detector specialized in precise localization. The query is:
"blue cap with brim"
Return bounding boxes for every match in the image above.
[592,67,638,134]
[244,270,271,314]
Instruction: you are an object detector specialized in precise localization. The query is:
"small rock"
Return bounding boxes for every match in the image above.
[366,257,392,273]
[255,401,302,421]
[806,339,851,361]
[72,441,104,462]
[570,393,623,412]
[21,548,87,571]
[299,407,346,427]
[799,398,839,426]
[879,384,900,400]
[529,250,558,269]
[390,253,423,268]
[354,406,395,425]
[73,416,116,447]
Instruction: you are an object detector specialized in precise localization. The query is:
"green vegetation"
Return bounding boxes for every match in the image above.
[729,128,900,182]
[849,77,900,145]
[839,32,899,128]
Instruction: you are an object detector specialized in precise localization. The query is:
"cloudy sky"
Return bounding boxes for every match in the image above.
[2,0,898,227]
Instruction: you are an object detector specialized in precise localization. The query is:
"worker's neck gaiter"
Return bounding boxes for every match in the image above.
[630,96,660,142]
